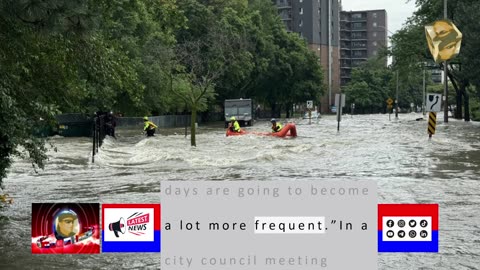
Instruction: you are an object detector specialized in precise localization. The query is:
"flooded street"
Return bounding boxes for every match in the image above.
[1,113,479,269]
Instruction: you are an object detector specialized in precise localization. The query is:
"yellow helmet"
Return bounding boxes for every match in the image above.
[143,116,148,121]
[230,116,236,121]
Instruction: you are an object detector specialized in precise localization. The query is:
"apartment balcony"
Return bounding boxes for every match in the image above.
[351,18,367,22]
[276,0,292,9]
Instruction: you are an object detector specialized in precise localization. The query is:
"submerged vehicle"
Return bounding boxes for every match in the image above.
[224,99,253,127]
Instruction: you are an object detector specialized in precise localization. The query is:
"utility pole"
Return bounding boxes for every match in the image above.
[443,0,448,123]
[395,70,399,119]
[423,68,426,115]
[328,0,332,111]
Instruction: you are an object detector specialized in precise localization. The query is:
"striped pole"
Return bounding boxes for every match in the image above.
[428,112,437,138]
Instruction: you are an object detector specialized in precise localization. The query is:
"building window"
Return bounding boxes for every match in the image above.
[373,32,377,37]
[373,41,377,46]
[372,50,377,56]
[299,20,303,27]
[373,12,377,18]
[299,0,303,2]
[373,22,377,27]
[353,50,364,57]
[352,13,362,19]
[352,32,365,39]
[299,8,303,15]
[352,22,363,29]
[352,41,366,47]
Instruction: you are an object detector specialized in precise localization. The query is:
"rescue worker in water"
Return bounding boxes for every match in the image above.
[270,118,283,133]
[228,116,241,133]
[143,116,158,136]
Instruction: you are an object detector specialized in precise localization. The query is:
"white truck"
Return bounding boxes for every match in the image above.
[224,99,253,127]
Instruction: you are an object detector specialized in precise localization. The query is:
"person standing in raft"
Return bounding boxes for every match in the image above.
[270,118,283,133]
[228,116,241,133]
[143,116,158,137]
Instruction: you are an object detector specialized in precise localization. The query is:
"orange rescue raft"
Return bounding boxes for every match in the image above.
[226,123,297,137]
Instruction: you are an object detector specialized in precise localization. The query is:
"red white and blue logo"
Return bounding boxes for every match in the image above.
[378,204,438,252]
[102,204,160,252]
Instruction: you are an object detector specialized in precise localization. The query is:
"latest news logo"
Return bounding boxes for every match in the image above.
[102,204,160,253]
[109,212,150,238]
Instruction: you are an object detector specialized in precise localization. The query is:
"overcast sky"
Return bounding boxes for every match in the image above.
[340,0,417,35]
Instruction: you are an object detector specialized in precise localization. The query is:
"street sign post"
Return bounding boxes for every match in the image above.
[387,98,393,120]
[335,94,346,131]
[307,101,313,124]
[307,100,313,109]
[426,93,442,112]
[426,93,442,138]
[425,19,463,123]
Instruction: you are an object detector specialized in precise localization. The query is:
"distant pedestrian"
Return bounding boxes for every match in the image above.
[256,105,261,120]
[105,112,116,138]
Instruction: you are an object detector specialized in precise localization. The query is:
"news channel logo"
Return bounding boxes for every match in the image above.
[31,203,100,254]
[102,204,160,252]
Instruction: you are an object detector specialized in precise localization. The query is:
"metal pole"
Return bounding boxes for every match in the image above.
[337,94,342,132]
[395,70,399,119]
[92,118,96,163]
[443,0,448,123]
[423,68,426,115]
[328,0,332,111]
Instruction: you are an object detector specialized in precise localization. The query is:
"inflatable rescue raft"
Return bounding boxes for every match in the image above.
[226,123,297,137]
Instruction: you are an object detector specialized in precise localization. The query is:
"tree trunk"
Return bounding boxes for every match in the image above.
[446,69,463,119]
[286,103,291,118]
[271,103,276,118]
[464,85,470,122]
[456,92,463,119]
[190,106,197,147]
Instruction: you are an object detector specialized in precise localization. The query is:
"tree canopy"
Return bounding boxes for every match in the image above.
[0,0,325,184]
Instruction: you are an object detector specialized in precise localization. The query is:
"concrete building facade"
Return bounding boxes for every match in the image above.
[274,0,341,113]
[339,9,388,86]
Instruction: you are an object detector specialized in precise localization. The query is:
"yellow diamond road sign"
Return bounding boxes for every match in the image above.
[425,19,462,64]
[387,98,393,105]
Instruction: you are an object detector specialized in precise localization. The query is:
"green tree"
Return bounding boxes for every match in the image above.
[344,58,394,113]
[392,0,480,120]
[0,0,146,185]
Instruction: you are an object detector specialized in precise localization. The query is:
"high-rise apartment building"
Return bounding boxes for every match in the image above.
[339,10,388,86]
[274,0,341,113]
